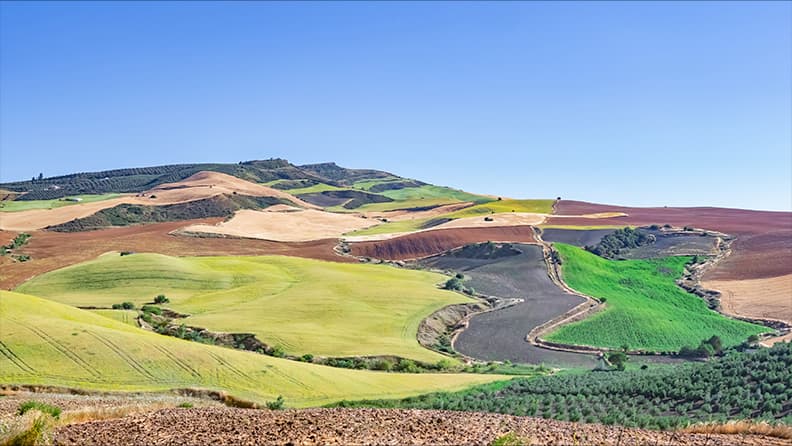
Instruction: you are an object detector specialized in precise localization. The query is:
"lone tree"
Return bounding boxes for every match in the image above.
[607,351,628,371]
[154,294,169,304]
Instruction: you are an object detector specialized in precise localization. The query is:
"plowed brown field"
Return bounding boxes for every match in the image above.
[53,407,785,446]
[0,219,351,289]
[349,226,537,260]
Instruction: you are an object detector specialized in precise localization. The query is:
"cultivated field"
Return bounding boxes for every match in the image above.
[422,244,591,366]
[51,407,785,446]
[15,253,471,362]
[0,219,351,290]
[0,194,121,213]
[0,291,504,406]
[179,208,377,242]
[0,171,311,231]
[545,244,767,351]
[349,226,537,260]
[703,274,792,327]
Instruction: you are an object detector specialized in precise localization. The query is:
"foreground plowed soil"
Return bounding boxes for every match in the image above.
[0,219,351,289]
[54,407,785,446]
[349,226,537,260]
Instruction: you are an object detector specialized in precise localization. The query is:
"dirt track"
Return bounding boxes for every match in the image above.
[349,226,537,260]
[53,407,785,446]
[0,219,351,289]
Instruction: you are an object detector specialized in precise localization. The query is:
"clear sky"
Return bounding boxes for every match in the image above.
[1,1,790,210]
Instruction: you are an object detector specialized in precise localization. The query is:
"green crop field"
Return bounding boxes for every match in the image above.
[544,244,767,351]
[16,253,471,363]
[0,194,121,212]
[89,309,139,327]
[444,199,555,218]
[0,291,505,406]
[265,180,347,195]
[353,185,491,212]
[345,217,435,236]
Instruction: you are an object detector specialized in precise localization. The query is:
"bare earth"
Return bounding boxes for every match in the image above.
[180,208,377,242]
[0,171,312,231]
[703,274,792,329]
[53,407,785,446]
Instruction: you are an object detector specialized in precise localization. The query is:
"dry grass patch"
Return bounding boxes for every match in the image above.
[681,420,792,440]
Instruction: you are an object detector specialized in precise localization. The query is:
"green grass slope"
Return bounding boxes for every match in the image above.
[353,185,492,212]
[0,194,121,212]
[545,244,767,351]
[16,253,471,363]
[0,291,503,406]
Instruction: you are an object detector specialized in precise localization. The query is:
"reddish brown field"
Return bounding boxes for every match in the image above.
[53,407,786,446]
[550,200,792,281]
[349,226,537,260]
[0,219,351,289]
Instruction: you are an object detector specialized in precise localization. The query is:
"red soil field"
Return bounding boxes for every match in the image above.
[0,219,352,290]
[349,226,537,260]
[550,201,792,281]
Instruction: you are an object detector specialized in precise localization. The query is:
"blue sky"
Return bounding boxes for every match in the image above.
[1,1,790,210]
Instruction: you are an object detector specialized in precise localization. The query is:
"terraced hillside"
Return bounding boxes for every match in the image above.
[0,291,503,406]
[15,253,471,362]
[545,244,767,351]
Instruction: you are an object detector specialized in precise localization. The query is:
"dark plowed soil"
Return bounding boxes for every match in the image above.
[53,407,785,446]
[0,219,351,289]
[422,244,591,366]
[539,228,613,247]
[349,226,537,260]
[550,201,792,280]
[541,228,719,258]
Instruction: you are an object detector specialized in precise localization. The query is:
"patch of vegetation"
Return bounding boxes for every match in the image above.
[0,194,121,212]
[584,227,656,259]
[545,244,767,352]
[17,401,61,419]
[1,290,505,407]
[154,294,170,304]
[333,343,792,430]
[444,199,555,218]
[177,402,193,408]
[46,194,292,232]
[2,233,31,256]
[15,253,474,363]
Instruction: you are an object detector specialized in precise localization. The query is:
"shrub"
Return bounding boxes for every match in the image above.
[111,303,122,310]
[299,353,314,363]
[373,359,394,371]
[266,395,285,410]
[154,294,170,304]
[270,345,286,358]
[120,301,135,310]
[17,401,61,419]
[177,402,194,408]
[141,305,161,315]
[491,432,528,446]
[395,359,419,373]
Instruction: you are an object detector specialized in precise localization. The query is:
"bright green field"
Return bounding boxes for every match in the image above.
[16,253,471,363]
[351,177,403,190]
[353,185,492,212]
[345,217,436,236]
[0,194,121,212]
[0,291,504,406]
[545,244,767,351]
[444,199,555,218]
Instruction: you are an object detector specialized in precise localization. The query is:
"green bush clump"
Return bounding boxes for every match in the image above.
[17,401,61,419]
[266,395,285,410]
[154,294,169,304]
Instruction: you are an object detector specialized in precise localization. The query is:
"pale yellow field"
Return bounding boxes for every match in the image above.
[703,274,792,330]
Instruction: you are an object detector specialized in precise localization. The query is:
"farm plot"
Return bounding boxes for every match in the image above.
[15,253,471,363]
[348,226,537,260]
[544,244,768,351]
[179,208,377,242]
[0,291,503,407]
[541,228,720,258]
[0,194,121,212]
[421,243,592,366]
[0,219,352,290]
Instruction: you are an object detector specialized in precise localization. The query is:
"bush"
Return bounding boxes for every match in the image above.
[17,401,61,419]
[111,303,122,310]
[120,301,135,310]
[154,294,170,304]
[178,402,194,408]
[300,353,314,363]
[270,345,286,358]
[395,359,419,373]
[141,305,161,315]
[266,395,285,410]
[491,432,528,446]
[373,359,394,371]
